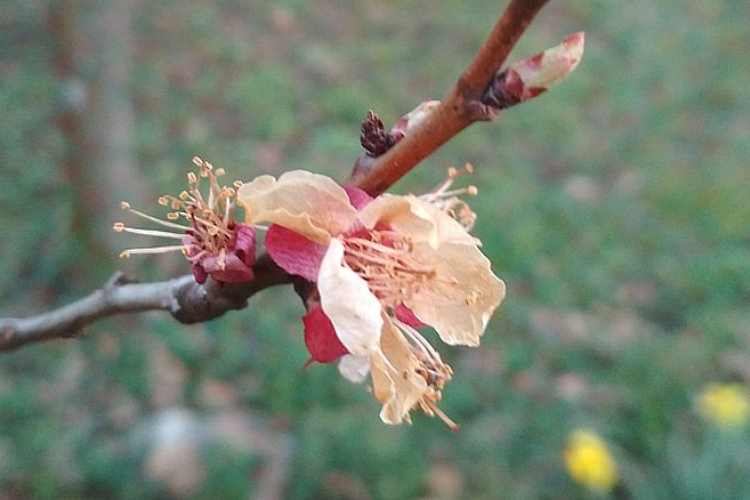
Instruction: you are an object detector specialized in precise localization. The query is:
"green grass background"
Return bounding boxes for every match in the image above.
[1,0,749,498]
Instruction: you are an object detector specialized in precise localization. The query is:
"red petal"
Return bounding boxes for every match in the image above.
[303,306,350,363]
[394,303,426,328]
[265,224,328,281]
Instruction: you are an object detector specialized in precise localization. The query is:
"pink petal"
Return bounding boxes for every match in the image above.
[200,252,255,283]
[183,233,209,284]
[303,306,350,363]
[265,224,328,281]
[393,303,425,328]
[191,263,209,284]
[183,226,257,284]
[233,224,257,267]
[343,185,373,210]
[340,186,372,235]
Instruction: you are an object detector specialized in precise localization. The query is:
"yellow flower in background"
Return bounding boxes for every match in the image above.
[697,383,750,431]
[565,429,618,494]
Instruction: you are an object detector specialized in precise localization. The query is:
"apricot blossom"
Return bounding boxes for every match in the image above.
[238,170,505,426]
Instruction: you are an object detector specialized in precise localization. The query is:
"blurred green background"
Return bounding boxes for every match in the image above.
[2,0,750,498]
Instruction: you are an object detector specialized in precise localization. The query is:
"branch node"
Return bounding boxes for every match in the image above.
[466,100,499,122]
[2,324,15,342]
[106,271,139,288]
[61,324,86,339]
[352,153,376,182]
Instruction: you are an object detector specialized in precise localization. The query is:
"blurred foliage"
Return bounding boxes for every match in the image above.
[2,0,750,498]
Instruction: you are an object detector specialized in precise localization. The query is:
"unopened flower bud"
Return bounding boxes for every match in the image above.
[484,32,585,109]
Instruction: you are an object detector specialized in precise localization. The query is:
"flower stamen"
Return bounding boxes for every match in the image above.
[420,164,478,231]
[391,319,457,430]
[118,202,190,231]
[342,232,436,308]
[119,245,187,258]
[421,397,460,432]
[112,223,185,240]
[115,156,257,284]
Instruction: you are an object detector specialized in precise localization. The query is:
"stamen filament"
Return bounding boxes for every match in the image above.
[184,249,208,262]
[394,319,441,361]
[113,225,185,240]
[120,204,190,231]
[346,249,428,274]
[120,244,187,257]
[434,187,477,198]
[344,240,433,276]
[190,215,233,238]
[423,399,459,432]
[346,239,408,256]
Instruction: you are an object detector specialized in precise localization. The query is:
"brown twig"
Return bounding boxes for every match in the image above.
[0,256,291,352]
[0,0,552,353]
[350,0,551,195]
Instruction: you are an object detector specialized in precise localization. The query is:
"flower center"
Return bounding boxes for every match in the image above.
[341,230,436,308]
[162,158,239,266]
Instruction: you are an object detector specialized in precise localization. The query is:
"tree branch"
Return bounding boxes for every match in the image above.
[0,0,553,352]
[0,256,291,352]
[350,0,551,195]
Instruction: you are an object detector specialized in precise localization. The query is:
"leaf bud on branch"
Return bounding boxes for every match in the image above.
[483,31,584,109]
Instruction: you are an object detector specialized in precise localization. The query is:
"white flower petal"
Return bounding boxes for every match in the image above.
[406,241,505,346]
[318,239,383,356]
[237,170,357,243]
[371,319,428,425]
[337,354,370,383]
[358,194,476,248]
